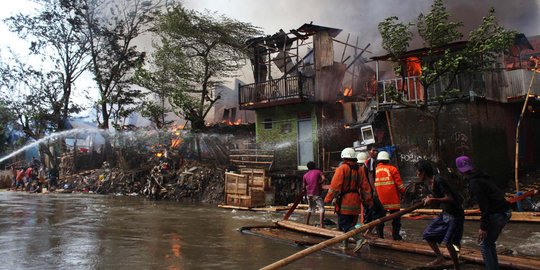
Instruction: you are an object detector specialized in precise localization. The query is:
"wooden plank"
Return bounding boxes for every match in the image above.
[404,210,540,223]
[230,154,274,158]
[274,220,540,270]
[240,168,266,175]
[218,204,252,211]
[225,173,248,195]
[226,183,248,195]
[228,194,252,199]
[277,220,341,238]
[231,160,273,165]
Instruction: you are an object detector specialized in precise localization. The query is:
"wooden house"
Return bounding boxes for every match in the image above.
[240,23,364,171]
[351,34,540,185]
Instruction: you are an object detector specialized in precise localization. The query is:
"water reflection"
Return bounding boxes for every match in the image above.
[0,192,389,270]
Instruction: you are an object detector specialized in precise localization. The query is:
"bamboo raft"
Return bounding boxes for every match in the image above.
[241,220,540,270]
[220,203,540,223]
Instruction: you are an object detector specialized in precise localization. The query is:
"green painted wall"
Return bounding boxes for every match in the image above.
[255,104,318,170]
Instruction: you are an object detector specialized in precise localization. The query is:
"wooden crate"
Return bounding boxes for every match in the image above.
[224,168,272,208]
[224,172,248,195]
[226,190,266,208]
[240,168,268,190]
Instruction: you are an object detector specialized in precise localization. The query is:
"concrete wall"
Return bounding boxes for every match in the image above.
[255,103,317,170]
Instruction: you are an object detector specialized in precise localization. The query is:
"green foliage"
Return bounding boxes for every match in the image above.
[417,0,463,47]
[137,4,261,131]
[466,8,517,70]
[378,0,516,161]
[378,0,516,109]
[66,0,161,129]
[4,0,89,131]
[378,16,413,61]
[0,100,14,153]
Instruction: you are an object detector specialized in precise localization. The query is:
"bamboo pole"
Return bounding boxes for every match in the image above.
[515,60,539,192]
[283,191,305,220]
[261,202,424,270]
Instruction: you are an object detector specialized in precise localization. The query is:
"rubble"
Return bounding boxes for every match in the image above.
[57,159,226,204]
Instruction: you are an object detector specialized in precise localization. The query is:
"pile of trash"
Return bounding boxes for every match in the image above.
[61,159,226,204]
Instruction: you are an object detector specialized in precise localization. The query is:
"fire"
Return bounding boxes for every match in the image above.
[171,138,182,148]
[406,57,422,76]
[221,119,242,126]
[343,87,353,97]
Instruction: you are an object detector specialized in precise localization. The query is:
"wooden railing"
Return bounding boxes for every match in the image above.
[375,69,540,105]
[376,73,483,104]
[239,75,314,108]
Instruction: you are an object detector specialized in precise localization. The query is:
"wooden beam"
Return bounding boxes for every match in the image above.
[229,154,274,158]
[332,38,373,54]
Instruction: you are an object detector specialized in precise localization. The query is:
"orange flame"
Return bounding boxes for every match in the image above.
[171,138,182,148]
[407,57,422,76]
[343,87,353,96]
[221,119,243,126]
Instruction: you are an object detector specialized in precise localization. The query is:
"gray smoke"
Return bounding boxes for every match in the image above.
[185,0,540,55]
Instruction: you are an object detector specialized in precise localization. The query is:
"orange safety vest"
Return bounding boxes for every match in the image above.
[324,161,372,215]
[375,163,405,210]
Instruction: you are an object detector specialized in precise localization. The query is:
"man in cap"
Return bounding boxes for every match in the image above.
[455,156,511,270]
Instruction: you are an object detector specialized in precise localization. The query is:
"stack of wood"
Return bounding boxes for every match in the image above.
[229,149,274,170]
[224,168,272,208]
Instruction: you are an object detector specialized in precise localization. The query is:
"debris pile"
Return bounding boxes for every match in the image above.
[58,159,226,204]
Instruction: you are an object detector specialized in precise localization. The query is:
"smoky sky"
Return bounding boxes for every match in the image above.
[185,0,540,55]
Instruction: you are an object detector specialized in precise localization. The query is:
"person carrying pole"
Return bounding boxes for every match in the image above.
[374,150,405,240]
[324,147,373,250]
[417,160,464,269]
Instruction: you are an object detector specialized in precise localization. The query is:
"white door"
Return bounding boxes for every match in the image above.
[297,119,314,167]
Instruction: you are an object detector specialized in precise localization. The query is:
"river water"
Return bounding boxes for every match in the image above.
[0,192,391,270]
[2,192,540,270]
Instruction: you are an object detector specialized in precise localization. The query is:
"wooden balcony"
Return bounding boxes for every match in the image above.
[239,75,315,110]
[376,73,483,105]
[375,69,540,105]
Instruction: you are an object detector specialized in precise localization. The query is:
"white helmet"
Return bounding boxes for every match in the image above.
[356,152,368,163]
[341,147,357,159]
[377,151,390,161]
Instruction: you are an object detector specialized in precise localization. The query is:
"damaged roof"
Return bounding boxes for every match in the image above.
[370,41,468,61]
[246,22,342,50]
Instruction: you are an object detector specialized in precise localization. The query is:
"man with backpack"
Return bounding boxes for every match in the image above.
[418,160,464,269]
[324,147,373,250]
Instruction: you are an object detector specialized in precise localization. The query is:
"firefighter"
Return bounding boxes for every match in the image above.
[358,152,385,226]
[324,147,373,250]
[374,150,405,240]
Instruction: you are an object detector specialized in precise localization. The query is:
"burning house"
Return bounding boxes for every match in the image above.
[240,23,367,171]
[364,34,540,184]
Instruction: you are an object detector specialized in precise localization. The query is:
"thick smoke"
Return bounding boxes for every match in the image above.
[185,0,540,54]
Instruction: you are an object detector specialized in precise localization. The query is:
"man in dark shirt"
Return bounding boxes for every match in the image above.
[456,156,511,270]
[418,160,464,269]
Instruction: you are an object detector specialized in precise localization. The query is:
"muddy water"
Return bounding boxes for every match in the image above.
[0,192,391,270]
[2,192,539,270]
